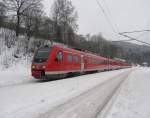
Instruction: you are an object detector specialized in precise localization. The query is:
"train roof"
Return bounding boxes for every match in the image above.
[52,45,108,60]
[41,44,128,63]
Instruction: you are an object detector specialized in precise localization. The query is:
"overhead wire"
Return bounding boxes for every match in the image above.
[120,30,150,34]
[101,0,126,41]
[101,0,120,32]
[119,33,150,46]
[95,0,150,46]
[112,31,147,42]
[118,29,150,45]
[146,16,150,42]
[95,0,126,42]
[95,0,118,34]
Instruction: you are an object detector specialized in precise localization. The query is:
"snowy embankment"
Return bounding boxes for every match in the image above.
[0,28,40,87]
[0,68,131,118]
[100,67,150,118]
[0,57,32,87]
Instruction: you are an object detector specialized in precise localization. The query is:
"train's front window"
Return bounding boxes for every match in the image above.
[34,49,50,63]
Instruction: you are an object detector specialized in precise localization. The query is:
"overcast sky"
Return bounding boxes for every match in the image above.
[43,0,150,43]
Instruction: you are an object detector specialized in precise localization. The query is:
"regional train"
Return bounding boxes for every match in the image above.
[31,45,131,79]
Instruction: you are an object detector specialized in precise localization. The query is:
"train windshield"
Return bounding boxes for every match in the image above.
[33,49,50,63]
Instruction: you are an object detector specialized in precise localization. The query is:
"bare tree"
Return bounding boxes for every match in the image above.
[3,0,43,37]
[23,8,43,40]
[40,17,53,39]
[0,1,6,27]
[51,0,78,44]
[23,8,43,52]
[32,11,43,38]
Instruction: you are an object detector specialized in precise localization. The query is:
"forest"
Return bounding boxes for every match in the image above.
[0,0,150,67]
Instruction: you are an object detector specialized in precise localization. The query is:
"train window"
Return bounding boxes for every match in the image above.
[74,56,79,63]
[33,49,50,63]
[56,52,62,61]
[68,54,73,62]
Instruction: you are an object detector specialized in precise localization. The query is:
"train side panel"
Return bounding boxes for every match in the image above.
[31,45,131,79]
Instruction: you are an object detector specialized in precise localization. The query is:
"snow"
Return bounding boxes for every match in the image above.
[1,66,150,118]
[1,26,150,118]
[0,57,32,87]
[39,70,130,118]
[0,65,131,118]
[102,67,150,118]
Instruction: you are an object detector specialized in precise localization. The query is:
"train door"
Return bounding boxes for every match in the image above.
[81,55,84,72]
[54,51,63,71]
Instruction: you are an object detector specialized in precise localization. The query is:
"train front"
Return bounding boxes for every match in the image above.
[31,47,51,79]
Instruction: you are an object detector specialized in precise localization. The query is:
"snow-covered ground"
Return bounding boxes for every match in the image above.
[0,65,131,118]
[100,67,150,118]
[39,70,130,118]
[0,67,150,118]
[0,58,32,87]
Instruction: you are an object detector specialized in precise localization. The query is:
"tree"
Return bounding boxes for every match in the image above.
[40,17,53,39]
[89,34,104,55]
[23,8,43,40]
[0,1,6,27]
[51,0,78,44]
[3,0,43,37]
[32,11,43,38]
[23,8,43,52]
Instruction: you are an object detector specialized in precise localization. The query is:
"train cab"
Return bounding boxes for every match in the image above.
[31,46,51,79]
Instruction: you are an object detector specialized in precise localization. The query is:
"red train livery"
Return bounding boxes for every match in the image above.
[31,45,131,79]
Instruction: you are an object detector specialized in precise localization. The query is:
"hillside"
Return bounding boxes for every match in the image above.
[113,42,150,54]
[109,41,150,65]
[0,27,150,69]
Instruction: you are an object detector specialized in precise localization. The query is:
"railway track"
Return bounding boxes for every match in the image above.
[0,69,129,88]
[38,70,132,118]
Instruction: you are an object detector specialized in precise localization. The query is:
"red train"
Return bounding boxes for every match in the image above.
[31,45,131,79]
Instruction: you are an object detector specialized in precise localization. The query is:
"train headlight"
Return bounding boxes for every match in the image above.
[32,65,35,69]
[42,66,46,69]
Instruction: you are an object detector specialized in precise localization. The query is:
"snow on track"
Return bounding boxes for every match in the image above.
[0,69,131,118]
[39,70,131,118]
